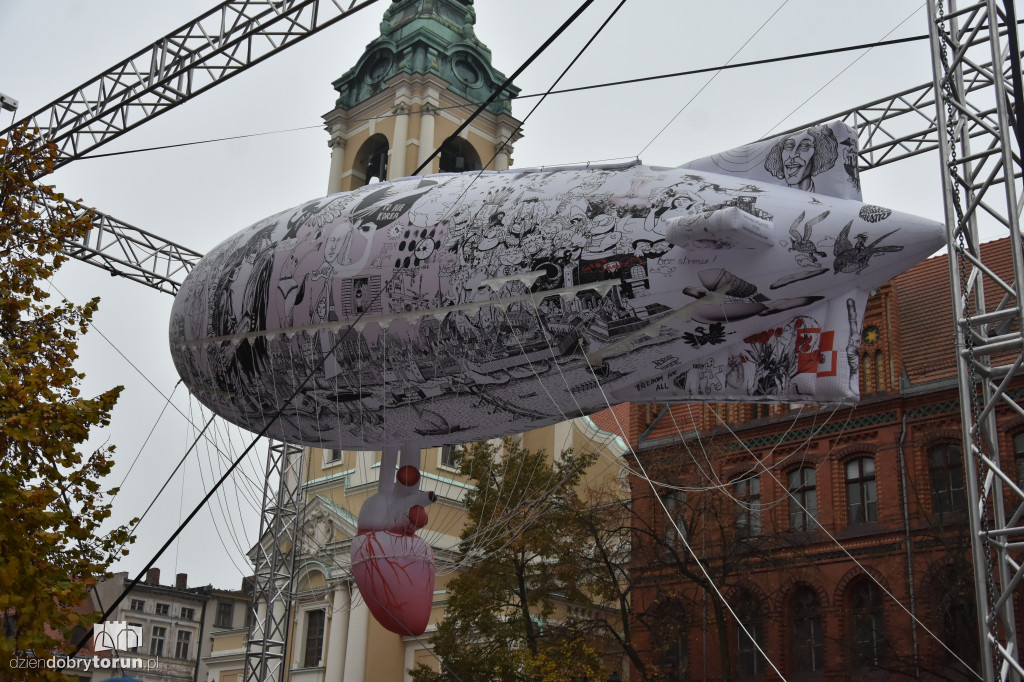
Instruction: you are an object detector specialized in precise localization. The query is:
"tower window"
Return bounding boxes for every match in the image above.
[353,133,390,186]
[439,136,482,173]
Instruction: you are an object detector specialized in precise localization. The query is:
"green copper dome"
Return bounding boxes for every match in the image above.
[332,0,519,115]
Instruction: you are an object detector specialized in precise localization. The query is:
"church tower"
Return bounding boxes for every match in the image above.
[322,0,523,193]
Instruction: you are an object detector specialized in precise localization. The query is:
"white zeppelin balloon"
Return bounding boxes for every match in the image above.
[169,122,945,450]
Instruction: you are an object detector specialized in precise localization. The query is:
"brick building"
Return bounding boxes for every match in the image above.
[620,239,1024,681]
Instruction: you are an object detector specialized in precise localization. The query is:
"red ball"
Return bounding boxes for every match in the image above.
[396,464,420,487]
[408,505,428,529]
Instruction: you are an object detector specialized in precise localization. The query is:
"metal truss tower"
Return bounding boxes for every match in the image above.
[926,1,1024,679]
[243,441,305,682]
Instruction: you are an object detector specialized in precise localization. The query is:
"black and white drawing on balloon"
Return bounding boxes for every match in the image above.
[168,147,915,449]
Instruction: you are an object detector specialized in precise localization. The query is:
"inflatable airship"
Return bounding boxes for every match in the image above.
[169,121,945,452]
[169,120,945,635]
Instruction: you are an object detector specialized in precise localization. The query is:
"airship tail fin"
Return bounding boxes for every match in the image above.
[679,120,862,201]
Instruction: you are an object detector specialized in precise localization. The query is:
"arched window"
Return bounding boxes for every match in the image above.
[788,466,817,531]
[661,489,686,552]
[734,476,761,538]
[861,352,874,393]
[845,457,877,524]
[848,580,884,668]
[874,351,886,391]
[790,587,824,673]
[928,443,966,515]
[439,136,482,173]
[303,609,326,667]
[353,133,389,185]
[735,590,764,678]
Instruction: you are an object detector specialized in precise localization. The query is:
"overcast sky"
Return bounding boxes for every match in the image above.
[0,0,944,590]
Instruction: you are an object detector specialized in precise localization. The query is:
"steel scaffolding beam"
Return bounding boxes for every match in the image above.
[57,198,203,295]
[2,0,381,173]
[772,54,1012,171]
[926,1,1024,680]
[243,441,305,682]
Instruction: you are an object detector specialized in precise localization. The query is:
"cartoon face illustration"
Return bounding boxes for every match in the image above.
[764,125,839,192]
[782,132,815,187]
[324,227,347,265]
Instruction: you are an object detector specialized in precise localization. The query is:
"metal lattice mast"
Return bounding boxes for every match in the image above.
[243,441,305,682]
[926,1,1024,680]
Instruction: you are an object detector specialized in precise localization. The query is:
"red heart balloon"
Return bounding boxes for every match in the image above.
[351,530,435,636]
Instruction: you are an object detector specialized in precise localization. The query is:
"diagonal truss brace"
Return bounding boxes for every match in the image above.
[2,0,380,173]
[57,198,203,295]
[773,47,1017,173]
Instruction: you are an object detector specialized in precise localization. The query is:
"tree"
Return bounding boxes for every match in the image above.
[557,485,661,681]
[411,438,602,682]
[0,126,133,679]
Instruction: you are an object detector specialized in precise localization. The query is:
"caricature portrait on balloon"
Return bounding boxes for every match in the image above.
[169,122,945,635]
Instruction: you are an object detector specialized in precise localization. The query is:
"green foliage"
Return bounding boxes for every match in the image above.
[0,126,133,680]
[411,438,599,681]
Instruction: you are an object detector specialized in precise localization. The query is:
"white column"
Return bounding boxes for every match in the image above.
[342,592,369,680]
[391,102,411,180]
[403,642,416,682]
[327,132,347,194]
[493,125,515,171]
[324,583,350,681]
[416,103,436,172]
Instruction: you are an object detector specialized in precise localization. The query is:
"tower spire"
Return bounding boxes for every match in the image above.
[323,0,522,191]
